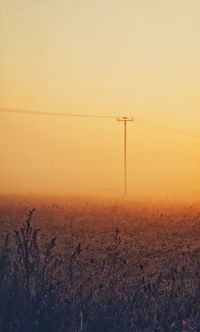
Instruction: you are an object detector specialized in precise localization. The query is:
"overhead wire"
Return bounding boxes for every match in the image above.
[0,107,199,140]
[135,117,200,140]
[0,107,115,119]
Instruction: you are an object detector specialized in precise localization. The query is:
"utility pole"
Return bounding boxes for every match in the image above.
[117,117,133,197]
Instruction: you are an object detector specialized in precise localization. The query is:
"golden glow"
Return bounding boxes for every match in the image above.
[0,1,200,201]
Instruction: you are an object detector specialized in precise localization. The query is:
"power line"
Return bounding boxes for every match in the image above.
[0,108,115,119]
[135,117,200,140]
[1,106,199,197]
[0,107,199,140]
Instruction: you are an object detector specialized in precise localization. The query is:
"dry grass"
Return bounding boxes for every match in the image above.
[0,195,200,331]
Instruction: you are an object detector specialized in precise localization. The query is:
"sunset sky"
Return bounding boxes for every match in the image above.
[1,0,200,200]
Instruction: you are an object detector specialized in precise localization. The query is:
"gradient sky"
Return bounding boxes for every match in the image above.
[1,0,200,200]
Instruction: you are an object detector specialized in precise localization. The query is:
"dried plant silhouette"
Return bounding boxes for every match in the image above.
[0,200,200,331]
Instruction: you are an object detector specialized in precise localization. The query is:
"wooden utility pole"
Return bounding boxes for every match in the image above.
[117,117,133,196]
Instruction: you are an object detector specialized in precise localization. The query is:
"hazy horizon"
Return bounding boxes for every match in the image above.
[1,0,200,201]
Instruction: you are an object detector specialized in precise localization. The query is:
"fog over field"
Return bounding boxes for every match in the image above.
[1,0,200,330]
[1,0,200,201]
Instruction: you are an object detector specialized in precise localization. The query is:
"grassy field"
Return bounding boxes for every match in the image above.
[0,195,200,331]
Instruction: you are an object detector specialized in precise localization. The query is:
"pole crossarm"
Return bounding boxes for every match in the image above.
[116,116,134,122]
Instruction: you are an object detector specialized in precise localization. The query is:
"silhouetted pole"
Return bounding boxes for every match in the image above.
[117,117,133,197]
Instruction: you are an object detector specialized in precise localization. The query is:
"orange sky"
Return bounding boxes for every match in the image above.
[0,0,200,201]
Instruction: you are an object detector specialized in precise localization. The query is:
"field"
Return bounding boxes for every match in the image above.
[0,195,200,331]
